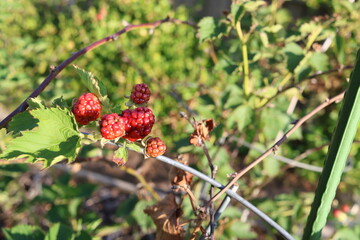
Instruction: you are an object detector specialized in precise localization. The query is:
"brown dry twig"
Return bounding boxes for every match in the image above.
[0,17,197,129]
[208,91,346,204]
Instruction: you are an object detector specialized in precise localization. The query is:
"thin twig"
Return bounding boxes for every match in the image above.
[234,138,323,172]
[208,91,345,204]
[260,65,353,109]
[0,17,197,129]
[200,185,239,240]
[119,165,160,201]
[181,112,217,239]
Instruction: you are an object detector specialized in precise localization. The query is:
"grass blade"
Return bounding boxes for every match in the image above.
[303,50,360,239]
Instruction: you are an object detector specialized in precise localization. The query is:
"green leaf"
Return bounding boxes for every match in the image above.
[283,43,304,72]
[0,108,81,167]
[0,163,29,172]
[214,59,238,75]
[335,35,346,65]
[303,49,360,239]
[231,4,244,24]
[295,64,312,81]
[44,223,74,240]
[74,231,92,240]
[127,142,143,153]
[198,17,228,42]
[7,111,38,134]
[260,108,290,140]
[227,105,253,131]
[264,157,280,177]
[2,224,45,240]
[309,52,329,72]
[27,97,46,110]
[243,1,266,12]
[332,228,359,240]
[52,96,69,108]
[113,144,128,165]
[73,65,108,102]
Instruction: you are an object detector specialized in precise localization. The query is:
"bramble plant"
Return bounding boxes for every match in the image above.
[1,0,360,239]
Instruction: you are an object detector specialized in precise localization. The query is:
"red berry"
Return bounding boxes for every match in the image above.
[145,137,166,157]
[100,113,127,140]
[130,83,151,104]
[341,204,350,213]
[72,93,102,125]
[121,107,155,142]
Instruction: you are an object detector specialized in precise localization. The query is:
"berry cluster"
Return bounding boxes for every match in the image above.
[72,83,166,158]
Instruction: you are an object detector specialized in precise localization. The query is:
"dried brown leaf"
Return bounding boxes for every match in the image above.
[169,157,193,191]
[189,119,216,147]
[144,193,184,240]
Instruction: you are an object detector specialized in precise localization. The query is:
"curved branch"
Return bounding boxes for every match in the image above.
[209,91,345,203]
[0,17,197,129]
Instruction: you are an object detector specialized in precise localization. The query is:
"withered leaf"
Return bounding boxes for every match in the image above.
[169,156,193,191]
[189,119,216,147]
[144,193,184,240]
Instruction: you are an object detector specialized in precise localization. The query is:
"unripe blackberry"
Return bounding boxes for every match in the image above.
[72,93,102,125]
[121,107,155,142]
[100,113,127,140]
[145,137,166,157]
[130,83,151,104]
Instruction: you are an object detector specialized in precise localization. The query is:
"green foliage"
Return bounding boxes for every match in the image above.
[1,0,360,239]
[2,225,45,240]
[198,17,228,42]
[1,107,81,167]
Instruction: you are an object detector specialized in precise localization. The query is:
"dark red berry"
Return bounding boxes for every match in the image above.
[120,107,155,142]
[72,93,102,125]
[130,83,151,104]
[100,113,127,140]
[145,137,166,157]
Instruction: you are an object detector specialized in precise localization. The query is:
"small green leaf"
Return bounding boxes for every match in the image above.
[295,64,312,81]
[0,108,81,167]
[283,43,304,72]
[44,223,74,240]
[227,105,253,131]
[27,97,46,110]
[127,142,143,153]
[198,17,228,42]
[309,52,329,72]
[264,157,280,177]
[231,4,244,24]
[113,144,128,165]
[332,228,359,240]
[260,108,290,140]
[243,1,266,12]
[73,65,108,102]
[2,224,45,240]
[335,35,346,65]
[214,59,238,74]
[52,96,69,108]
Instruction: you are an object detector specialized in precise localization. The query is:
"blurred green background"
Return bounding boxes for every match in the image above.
[1,0,360,239]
